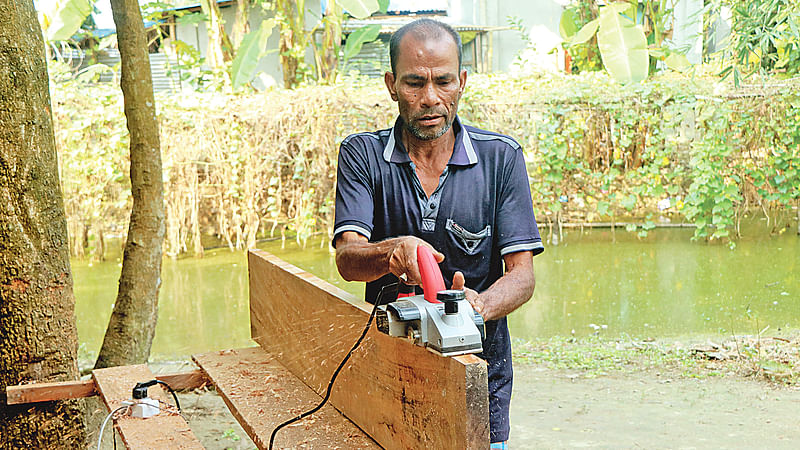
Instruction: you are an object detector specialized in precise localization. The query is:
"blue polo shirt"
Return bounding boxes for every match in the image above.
[333,115,543,442]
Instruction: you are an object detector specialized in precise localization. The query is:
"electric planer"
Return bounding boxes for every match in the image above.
[375,246,485,357]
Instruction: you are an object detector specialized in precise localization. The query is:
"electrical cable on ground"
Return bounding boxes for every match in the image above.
[155,379,182,412]
[267,282,397,450]
[97,405,129,450]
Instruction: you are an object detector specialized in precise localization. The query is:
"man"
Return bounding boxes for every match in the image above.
[332,18,543,447]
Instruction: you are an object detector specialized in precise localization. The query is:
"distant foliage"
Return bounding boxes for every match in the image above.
[53,73,799,256]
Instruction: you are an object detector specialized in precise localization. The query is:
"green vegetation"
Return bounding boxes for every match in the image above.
[53,71,799,257]
[512,333,799,385]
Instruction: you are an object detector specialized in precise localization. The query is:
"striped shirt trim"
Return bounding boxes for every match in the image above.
[500,241,544,256]
[382,128,396,162]
[468,131,521,150]
[462,129,478,164]
[333,224,372,240]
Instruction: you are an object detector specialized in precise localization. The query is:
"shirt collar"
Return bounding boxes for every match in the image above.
[382,115,478,166]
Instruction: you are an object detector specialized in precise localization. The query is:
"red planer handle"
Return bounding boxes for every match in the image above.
[417,245,444,303]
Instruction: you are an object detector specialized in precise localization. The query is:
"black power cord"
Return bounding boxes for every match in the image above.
[132,379,182,412]
[268,282,397,450]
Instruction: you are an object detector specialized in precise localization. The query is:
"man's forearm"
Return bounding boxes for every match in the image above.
[335,237,396,282]
[478,254,535,322]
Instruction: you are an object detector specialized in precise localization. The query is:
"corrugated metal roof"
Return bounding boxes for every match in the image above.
[96,50,182,93]
[342,16,501,34]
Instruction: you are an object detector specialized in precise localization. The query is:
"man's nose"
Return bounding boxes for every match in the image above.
[419,82,439,108]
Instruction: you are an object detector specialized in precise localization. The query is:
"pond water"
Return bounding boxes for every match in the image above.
[72,222,799,363]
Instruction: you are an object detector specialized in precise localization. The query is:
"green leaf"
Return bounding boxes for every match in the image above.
[377,0,389,14]
[568,18,599,45]
[342,24,381,63]
[338,0,380,19]
[596,8,649,84]
[607,1,634,16]
[559,8,580,40]
[597,200,610,216]
[231,19,275,90]
[625,223,637,232]
[177,13,208,26]
[665,52,692,72]
[621,194,637,211]
[45,0,94,42]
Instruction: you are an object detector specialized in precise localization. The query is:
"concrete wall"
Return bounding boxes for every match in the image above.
[448,0,566,72]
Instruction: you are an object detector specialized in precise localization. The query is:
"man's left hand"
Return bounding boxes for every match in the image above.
[451,271,484,318]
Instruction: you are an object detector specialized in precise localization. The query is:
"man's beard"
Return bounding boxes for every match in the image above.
[404,110,454,141]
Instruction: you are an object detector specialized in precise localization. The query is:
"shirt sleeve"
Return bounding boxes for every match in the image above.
[496,148,544,256]
[332,137,375,247]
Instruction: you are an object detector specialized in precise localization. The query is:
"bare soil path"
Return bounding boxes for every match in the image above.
[171,363,799,449]
[510,364,800,449]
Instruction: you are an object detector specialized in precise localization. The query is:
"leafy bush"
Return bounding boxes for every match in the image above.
[53,72,799,257]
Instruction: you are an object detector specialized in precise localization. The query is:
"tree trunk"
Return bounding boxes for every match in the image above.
[0,1,85,447]
[94,0,166,369]
[318,1,342,83]
[232,0,251,49]
[201,0,235,69]
[276,0,304,88]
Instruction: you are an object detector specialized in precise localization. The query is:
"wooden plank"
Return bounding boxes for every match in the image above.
[193,347,378,449]
[93,364,203,449]
[5,370,207,405]
[155,370,208,391]
[5,379,96,405]
[248,249,490,449]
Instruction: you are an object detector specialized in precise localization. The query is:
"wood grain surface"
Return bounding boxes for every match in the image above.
[92,364,203,449]
[248,249,490,449]
[193,347,378,449]
[5,370,207,405]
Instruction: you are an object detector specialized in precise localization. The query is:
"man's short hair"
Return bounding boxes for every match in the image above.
[389,18,462,74]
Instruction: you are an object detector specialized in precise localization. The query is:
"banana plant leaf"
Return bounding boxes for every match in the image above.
[44,0,93,42]
[231,19,275,90]
[338,0,380,19]
[596,7,649,84]
[343,24,382,63]
[568,18,599,45]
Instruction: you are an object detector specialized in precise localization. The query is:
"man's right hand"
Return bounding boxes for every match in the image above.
[387,236,445,286]
[334,232,443,284]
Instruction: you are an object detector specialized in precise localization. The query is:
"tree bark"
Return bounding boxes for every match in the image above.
[276,0,304,88]
[232,0,251,49]
[0,1,85,447]
[318,1,342,83]
[94,0,165,369]
[201,0,235,69]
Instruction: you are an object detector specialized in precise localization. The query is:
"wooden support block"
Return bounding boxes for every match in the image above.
[193,347,377,449]
[5,370,207,405]
[92,364,203,449]
[248,249,490,449]
[5,379,96,405]
[155,370,208,391]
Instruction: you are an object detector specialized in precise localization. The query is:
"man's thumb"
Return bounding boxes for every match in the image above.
[451,271,465,290]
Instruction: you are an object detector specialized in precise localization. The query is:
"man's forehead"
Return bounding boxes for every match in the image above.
[395,31,458,67]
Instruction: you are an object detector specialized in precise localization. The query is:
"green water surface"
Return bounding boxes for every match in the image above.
[72,224,799,363]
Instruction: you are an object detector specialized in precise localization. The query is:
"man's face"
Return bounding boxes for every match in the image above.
[385,33,467,141]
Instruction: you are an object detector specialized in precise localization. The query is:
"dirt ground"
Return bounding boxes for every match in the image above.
[159,362,800,450]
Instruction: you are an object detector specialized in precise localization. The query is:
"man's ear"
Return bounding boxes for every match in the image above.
[384,71,398,101]
[459,68,467,93]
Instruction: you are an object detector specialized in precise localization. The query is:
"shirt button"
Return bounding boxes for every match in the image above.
[429,202,437,209]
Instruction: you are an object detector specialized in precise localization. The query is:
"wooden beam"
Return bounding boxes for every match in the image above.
[5,370,207,405]
[5,380,96,405]
[92,364,203,449]
[155,369,208,391]
[193,347,378,449]
[248,249,490,449]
